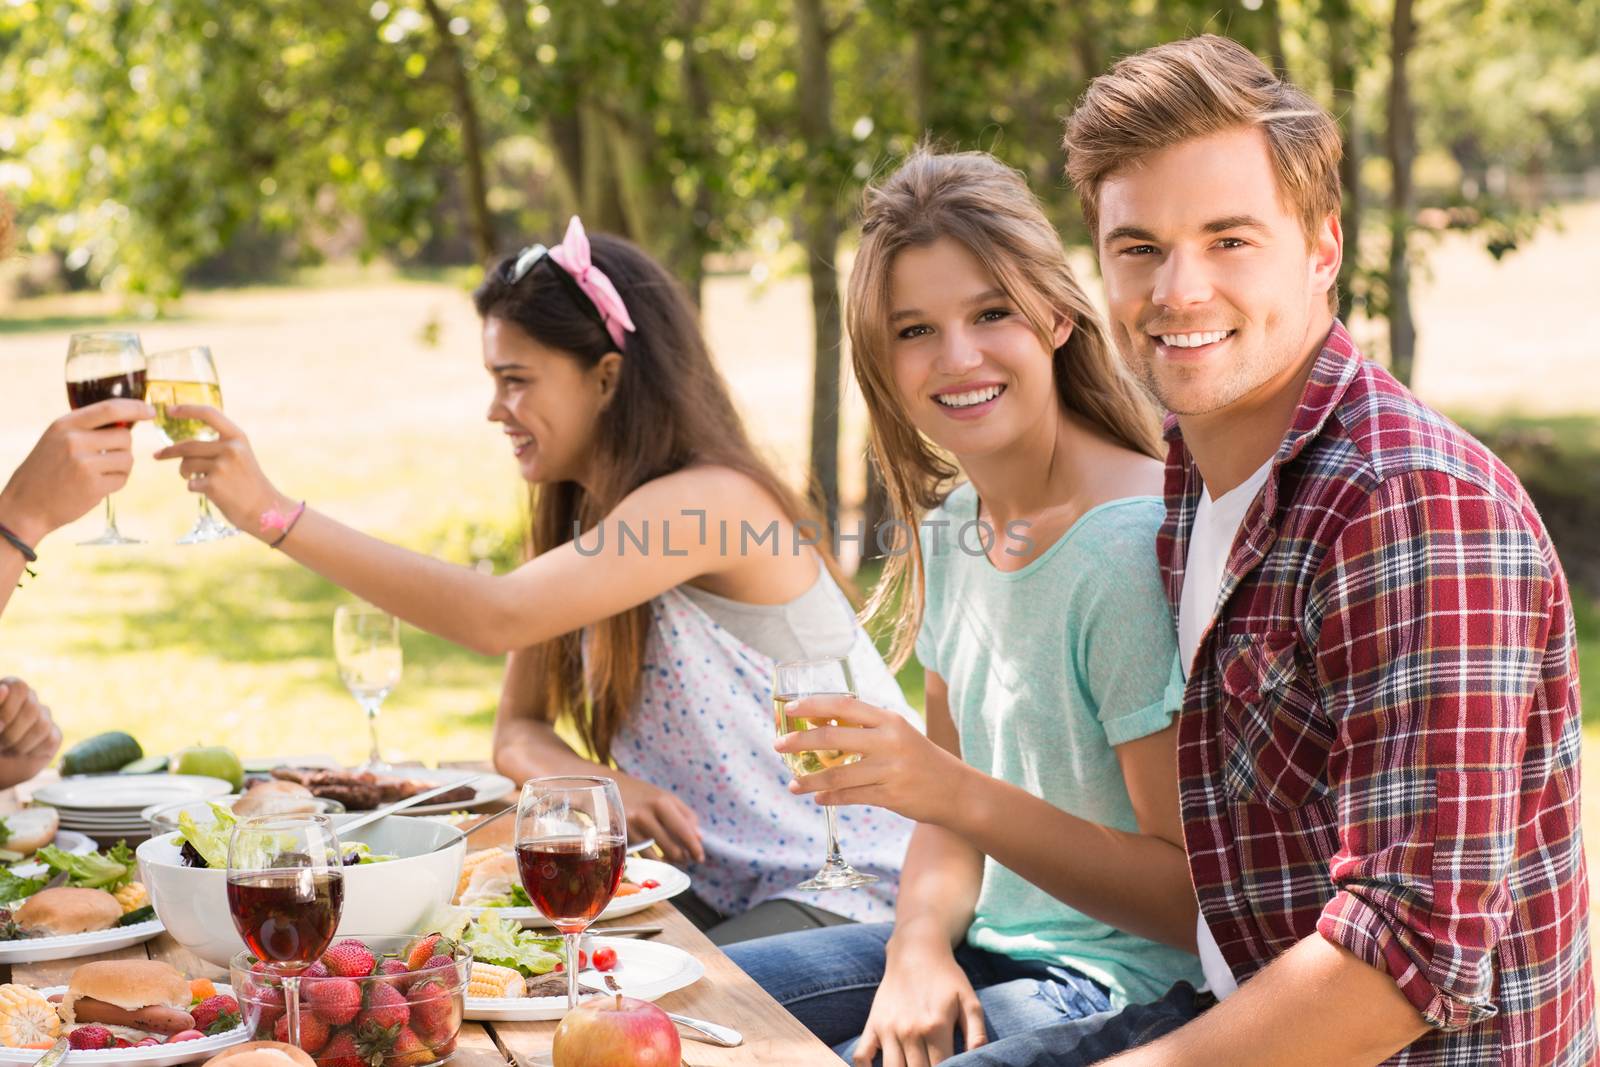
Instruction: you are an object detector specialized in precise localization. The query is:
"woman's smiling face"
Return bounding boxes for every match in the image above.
[887,237,1068,461]
[482,315,617,486]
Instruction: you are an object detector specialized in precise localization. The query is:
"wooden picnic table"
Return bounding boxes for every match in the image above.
[0,774,844,1067]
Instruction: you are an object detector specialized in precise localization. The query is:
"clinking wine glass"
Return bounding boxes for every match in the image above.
[226,812,345,1049]
[64,331,146,546]
[773,656,878,890]
[333,604,402,770]
[144,345,237,544]
[515,776,627,1020]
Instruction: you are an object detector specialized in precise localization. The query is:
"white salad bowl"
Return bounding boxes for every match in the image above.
[136,812,464,967]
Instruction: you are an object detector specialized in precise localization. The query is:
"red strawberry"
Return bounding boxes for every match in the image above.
[68,1026,113,1050]
[304,960,331,980]
[273,1010,331,1054]
[167,1029,206,1042]
[192,993,241,1033]
[384,1026,433,1067]
[429,1035,456,1058]
[136,1037,162,1046]
[303,976,362,1025]
[317,1030,365,1067]
[243,983,286,1033]
[323,939,377,978]
[416,953,454,980]
[404,933,442,971]
[358,982,410,1032]
[114,1037,133,1048]
[407,977,456,1045]
[377,959,410,986]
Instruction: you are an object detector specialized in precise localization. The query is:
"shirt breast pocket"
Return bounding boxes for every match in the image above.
[1214,632,1334,810]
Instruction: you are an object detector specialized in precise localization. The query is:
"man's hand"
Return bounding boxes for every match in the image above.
[0,400,154,544]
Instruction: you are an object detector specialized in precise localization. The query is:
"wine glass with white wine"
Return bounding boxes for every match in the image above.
[773,656,877,890]
[145,345,236,544]
[333,604,402,771]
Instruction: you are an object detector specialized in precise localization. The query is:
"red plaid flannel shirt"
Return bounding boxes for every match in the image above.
[1160,323,1594,1064]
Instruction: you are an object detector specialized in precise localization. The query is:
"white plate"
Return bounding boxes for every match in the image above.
[35,776,233,812]
[7,831,96,879]
[338,768,517,816]
[0,983,249,1064]
[0,919,164,964]
[464,937,704,1021]
[465,858,691,927]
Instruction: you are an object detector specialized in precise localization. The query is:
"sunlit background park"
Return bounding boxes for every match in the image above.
[2,0,1599,919]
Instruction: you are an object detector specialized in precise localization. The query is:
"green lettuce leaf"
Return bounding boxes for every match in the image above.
[174,802,237,869]
[455,911,561,977]
[38,842,136,890]
[0,870,44,905]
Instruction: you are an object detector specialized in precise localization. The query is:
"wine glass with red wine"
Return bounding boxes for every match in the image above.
[226,812,345,1049]
[64,331,146,546]
[515,776,627,1016]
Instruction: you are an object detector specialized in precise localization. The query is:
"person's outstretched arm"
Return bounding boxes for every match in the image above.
[156,405,791,656]
[0,400,153,616]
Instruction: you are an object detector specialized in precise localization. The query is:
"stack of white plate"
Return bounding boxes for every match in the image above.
[32,774,234,844]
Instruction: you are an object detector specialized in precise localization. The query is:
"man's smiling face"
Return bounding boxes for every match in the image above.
[1096,125,1340,418]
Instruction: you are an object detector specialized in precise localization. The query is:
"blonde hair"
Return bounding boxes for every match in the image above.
[848,148,1164,669]
[1064,34,1342,254]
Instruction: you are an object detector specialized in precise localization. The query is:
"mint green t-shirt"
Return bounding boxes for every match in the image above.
[914,484,1203,1009]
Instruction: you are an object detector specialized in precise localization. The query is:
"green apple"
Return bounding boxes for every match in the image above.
[172,745,244,789]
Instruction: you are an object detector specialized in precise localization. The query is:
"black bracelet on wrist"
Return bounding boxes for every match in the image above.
[0,522,37,564]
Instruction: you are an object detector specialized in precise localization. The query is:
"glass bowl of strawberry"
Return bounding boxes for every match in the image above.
[230,933,469,1067]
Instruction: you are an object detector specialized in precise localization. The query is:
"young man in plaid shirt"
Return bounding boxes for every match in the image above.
[944,34,1593,1067]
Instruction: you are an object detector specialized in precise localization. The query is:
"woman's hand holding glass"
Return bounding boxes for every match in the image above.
[152,405,291,541]
[776,695,971,828]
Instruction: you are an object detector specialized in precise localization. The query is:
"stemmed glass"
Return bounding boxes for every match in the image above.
[773,656,877,890]
[226,812,345,1049]
[333,604,402,770]
[64,331,146,546]
[145,345,236,544]
[515,776,627,1018]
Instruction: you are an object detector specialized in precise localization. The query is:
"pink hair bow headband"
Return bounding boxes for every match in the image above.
[507,216,636,351]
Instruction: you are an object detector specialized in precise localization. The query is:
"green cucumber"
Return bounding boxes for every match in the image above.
[116,904,155,926]
[119,755,170,775]
[59,731,143,776]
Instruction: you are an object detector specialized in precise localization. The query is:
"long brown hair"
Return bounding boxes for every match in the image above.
[474,232,847,763]
[848,148,1164,669]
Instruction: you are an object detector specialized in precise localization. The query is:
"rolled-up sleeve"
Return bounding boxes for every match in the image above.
[1308,469,1550,1031]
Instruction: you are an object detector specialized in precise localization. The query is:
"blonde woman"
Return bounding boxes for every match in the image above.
[727,150,1203,1065]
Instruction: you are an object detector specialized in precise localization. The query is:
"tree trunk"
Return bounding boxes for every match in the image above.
[1327,0,1361,321]
[675,0,712,306]
[794,0,843,526]
[912,21,935,138]
[420,0,497,264]
[1264,0,1289,76]
[1386,0,1417,385]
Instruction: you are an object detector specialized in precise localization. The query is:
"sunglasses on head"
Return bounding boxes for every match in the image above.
[503,244,611,339]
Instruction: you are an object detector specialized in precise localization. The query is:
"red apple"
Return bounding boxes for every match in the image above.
[551,994,681,1067]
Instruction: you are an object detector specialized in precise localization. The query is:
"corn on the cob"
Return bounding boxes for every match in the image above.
[456,848,507,900]
[468,962,525,999]
[0,984,59,1047]
[113,881,149,914]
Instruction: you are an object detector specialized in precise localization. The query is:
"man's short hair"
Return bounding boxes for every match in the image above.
[1064,34,1342,249]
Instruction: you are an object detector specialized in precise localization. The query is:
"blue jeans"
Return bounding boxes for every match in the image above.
[940,981,1214,1066]
[725,922,1113,1063]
